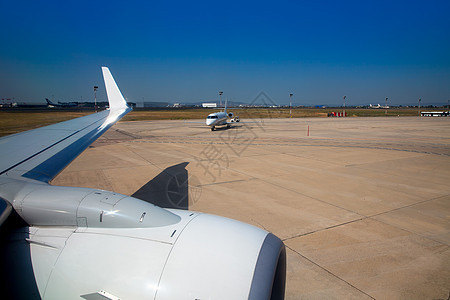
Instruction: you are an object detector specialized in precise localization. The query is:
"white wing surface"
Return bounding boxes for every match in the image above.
[0,67,131,183]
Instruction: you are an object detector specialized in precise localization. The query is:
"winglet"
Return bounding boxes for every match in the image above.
[102,67,129,111]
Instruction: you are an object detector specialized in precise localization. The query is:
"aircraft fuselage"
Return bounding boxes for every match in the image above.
[206,112,228,127]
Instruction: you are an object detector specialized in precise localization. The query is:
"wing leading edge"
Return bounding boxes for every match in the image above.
[0,67,131,182]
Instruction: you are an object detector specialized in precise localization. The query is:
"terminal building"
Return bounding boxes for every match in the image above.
[202,102,217,108]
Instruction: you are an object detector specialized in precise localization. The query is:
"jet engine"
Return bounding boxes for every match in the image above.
[0,180,286,299]
[228,112,240,122]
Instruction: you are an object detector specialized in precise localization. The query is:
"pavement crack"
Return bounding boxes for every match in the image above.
[286,245,376,300]
[367,194,450,219]
[199,179,247,187]
[283,194,450,244]
[258,178,365,217]
[283,217,367,242]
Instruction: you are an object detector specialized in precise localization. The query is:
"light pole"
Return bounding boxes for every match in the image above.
[418,98,421,116]
[94,86,98,112]
[289,93,293,118]
[219,91,223,108]
[385,97,388,116]
[343,95,346,117]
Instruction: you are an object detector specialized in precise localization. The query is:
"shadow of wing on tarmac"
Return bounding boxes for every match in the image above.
[132,162,200,210]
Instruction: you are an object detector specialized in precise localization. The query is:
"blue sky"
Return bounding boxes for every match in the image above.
[1,0,449,106]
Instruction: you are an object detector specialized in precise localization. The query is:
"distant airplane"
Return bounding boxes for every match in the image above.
[206,100,240,131]
[0,67,285,299]
[46,98,78,107]
[369,104,389,109]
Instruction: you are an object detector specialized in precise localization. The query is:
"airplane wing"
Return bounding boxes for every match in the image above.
[0,67,285,300]
[0,67,131,183]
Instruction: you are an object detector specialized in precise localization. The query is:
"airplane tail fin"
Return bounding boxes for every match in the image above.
[102,67,129,111]
[224,98,228,114]
[45,98,53,105]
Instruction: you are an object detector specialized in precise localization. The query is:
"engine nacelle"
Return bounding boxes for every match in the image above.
[0,180,286,299]
[10,182,180,228]
[228,112,234,118]
[156,213,286,300]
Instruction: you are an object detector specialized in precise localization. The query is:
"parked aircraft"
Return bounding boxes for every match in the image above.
[206,100,240,131]
[46,98,79,107]
[369,103,389,109]
[0,67,285,299]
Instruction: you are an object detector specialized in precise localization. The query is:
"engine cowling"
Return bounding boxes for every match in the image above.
[155,213,286,299]
[0,181,286,299]
[10,183,180,229]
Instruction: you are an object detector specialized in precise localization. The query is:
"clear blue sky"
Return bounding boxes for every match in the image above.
[1,0,449,106]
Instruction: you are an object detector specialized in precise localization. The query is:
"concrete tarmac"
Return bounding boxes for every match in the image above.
[52,116,450,299]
